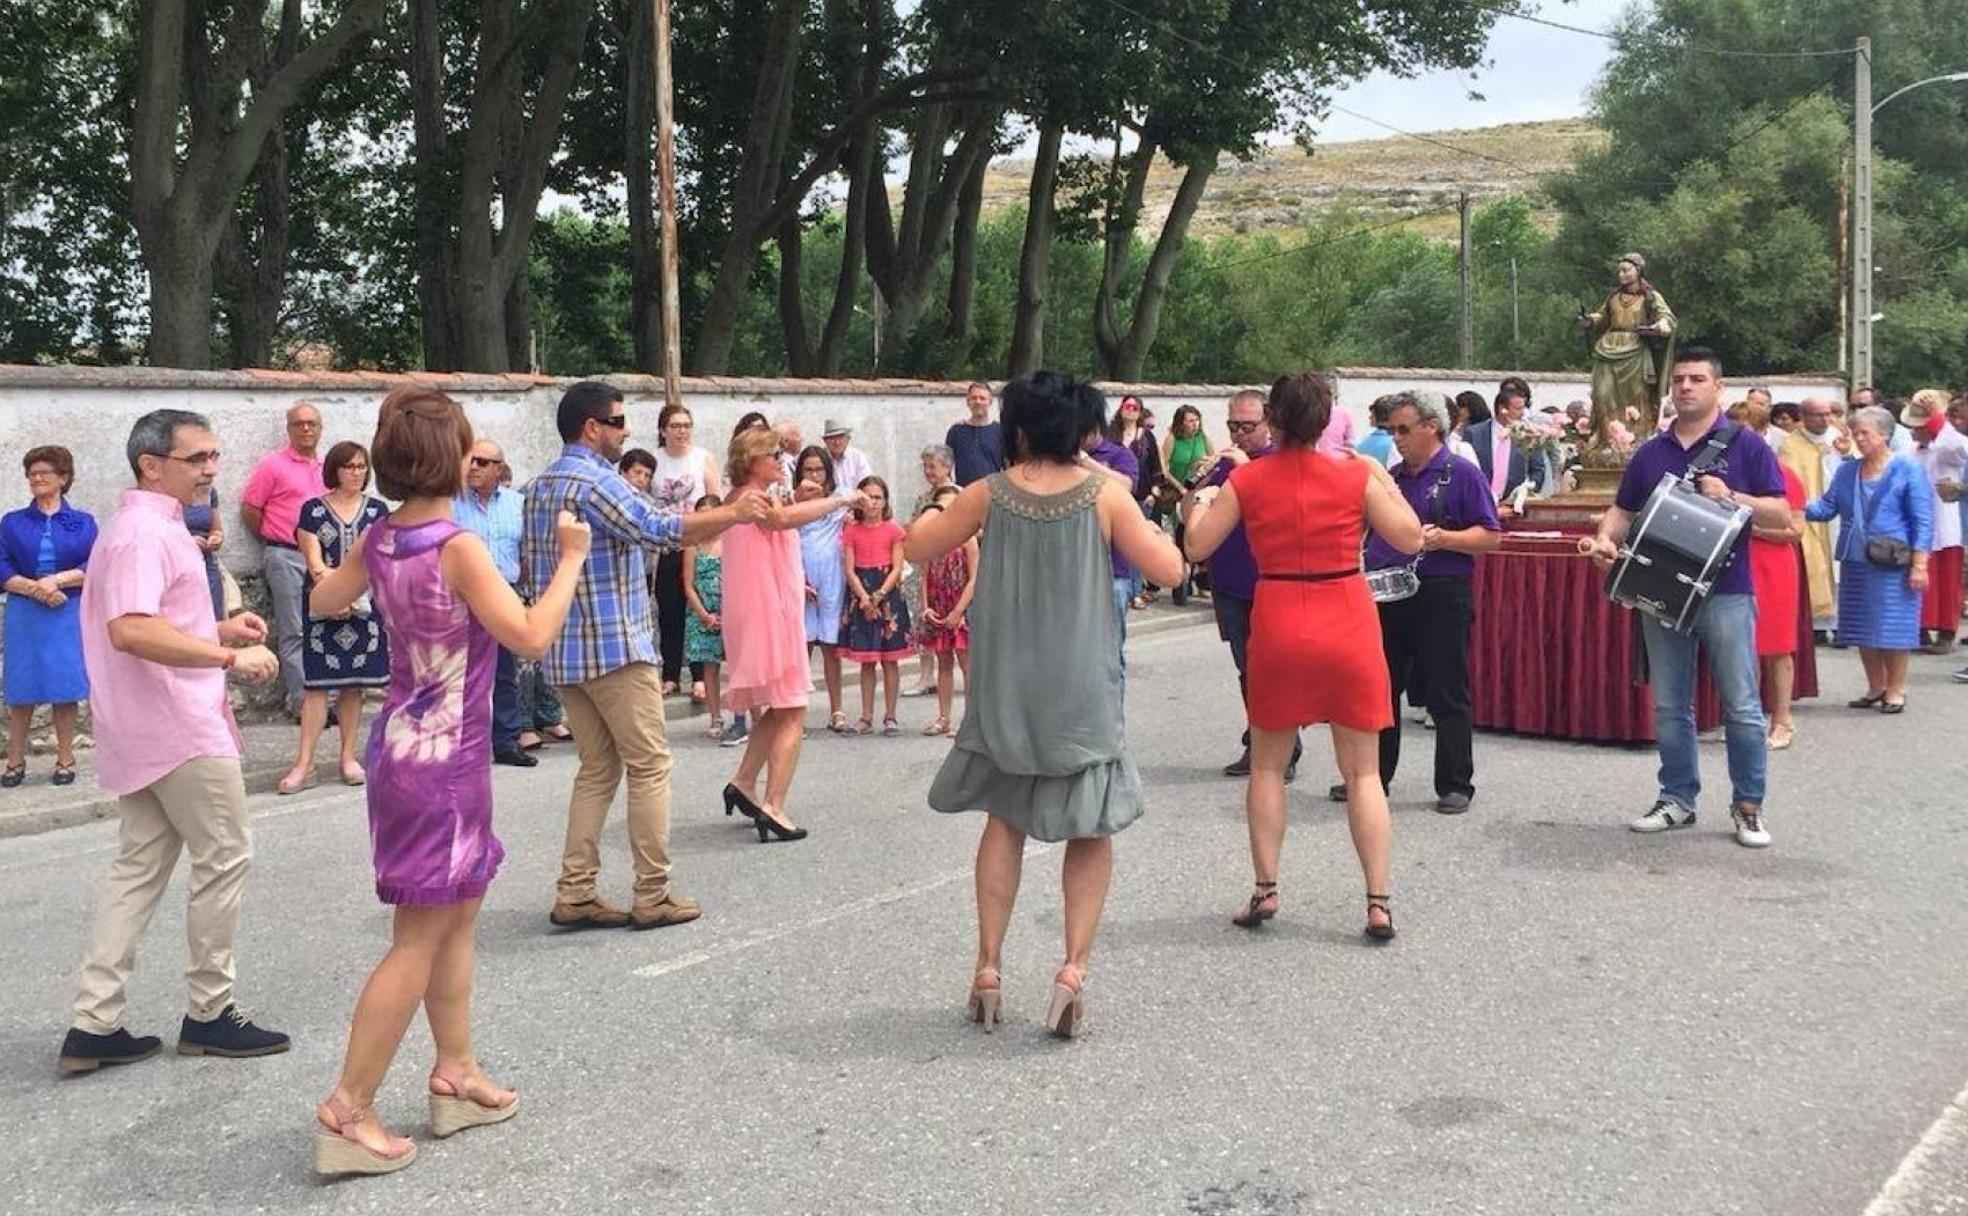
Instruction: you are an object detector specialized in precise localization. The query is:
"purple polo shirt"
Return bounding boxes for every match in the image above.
[1615,417,1785,597]
[1203,444,1275,600]
[1088,439,1140,580]
[1364,446,1501,577]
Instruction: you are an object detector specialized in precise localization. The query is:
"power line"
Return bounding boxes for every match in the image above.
[1461,0,1858,59]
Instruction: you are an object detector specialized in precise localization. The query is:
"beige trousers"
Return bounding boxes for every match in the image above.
[555,662,674,904]
[73,756,251,1034]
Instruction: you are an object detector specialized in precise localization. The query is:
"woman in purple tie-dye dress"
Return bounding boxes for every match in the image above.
[306,388,591,1178]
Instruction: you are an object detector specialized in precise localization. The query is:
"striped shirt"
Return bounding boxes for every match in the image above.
[452,486,525,584]
[522,444,683,686]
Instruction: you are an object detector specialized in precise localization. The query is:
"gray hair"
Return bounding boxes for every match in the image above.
[1851,405,1897,440]
[127,409,211,479]
[919,443,955,469]
[1227,389,1265,411]
[1396,391,1453,435]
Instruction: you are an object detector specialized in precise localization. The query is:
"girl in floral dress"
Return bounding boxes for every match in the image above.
[683,494,729,739]
[915,484,976,737]
[839,476,913,735]
[307,387,589,1178]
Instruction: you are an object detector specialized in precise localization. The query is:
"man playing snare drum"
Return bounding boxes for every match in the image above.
[1581,347,1791,849]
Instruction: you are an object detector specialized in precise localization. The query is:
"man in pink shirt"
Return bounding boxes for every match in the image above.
[59,409,290,1075]
[239,401,325,715]
[1464,376,1544,517]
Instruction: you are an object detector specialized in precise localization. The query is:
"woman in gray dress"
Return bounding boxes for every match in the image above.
[906,370,1182,1039]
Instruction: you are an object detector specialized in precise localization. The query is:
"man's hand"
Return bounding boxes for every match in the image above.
[1578,535,1620,571]
[1696,475,1733,504]
[1420,524,1446,552]
[230,644,280,685]
[556,509,593,562]
[729,487,773,523]
[219,612,268,646]
[1831,429,1852,456]
[804,583,819,603]
[1219,446,1251,468]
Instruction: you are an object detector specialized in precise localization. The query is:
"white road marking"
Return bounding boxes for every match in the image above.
[632,841,1062,979]
[1864,1078,1968,1215]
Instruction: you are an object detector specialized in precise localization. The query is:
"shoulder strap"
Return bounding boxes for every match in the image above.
[1685,422,1741,479]
[1426,456,1457,527]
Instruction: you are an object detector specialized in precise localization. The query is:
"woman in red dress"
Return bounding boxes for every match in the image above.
[1748,463,1806,750]
[1183,373,1423,940]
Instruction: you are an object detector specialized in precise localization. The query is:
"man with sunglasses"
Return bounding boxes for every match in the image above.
[523,382,772,933]
[238,401,325,716]
[1197,390,1302,782]
[453,439,535,768]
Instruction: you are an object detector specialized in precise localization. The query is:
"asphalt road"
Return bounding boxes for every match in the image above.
[0,628,1963,1216]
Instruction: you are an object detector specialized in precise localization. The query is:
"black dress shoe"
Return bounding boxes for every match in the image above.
[177,1005,289,1058]
[494,749,538,768]
[1328,783,1349,803]
[1222,751,1251,778]
[1436,792,1472,814]
[58,1026,162,1075]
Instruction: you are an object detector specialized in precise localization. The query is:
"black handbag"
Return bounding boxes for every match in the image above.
[1858,475,1913,569]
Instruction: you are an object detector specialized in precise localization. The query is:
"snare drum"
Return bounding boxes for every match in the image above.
[1364,563,1421,604]
[1605,472,1750,633]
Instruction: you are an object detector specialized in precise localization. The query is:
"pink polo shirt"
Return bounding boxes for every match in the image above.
[81,489,242,796]
[240,446,324,544]
[1316,409,1356,456]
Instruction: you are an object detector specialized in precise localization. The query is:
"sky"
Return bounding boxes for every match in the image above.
[1314,0,1628,142]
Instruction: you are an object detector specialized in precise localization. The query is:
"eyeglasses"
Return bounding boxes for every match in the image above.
[599,415,628,430]
[166,450,222,466]
[287,420,321,430]
[25,467,60,479]
[1392,424,1434,436]
[469,456,502,469]
[664,421,692,431]
[1225,420,1262,433]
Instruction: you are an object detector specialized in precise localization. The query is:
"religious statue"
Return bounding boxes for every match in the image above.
[1579,252,1675,450]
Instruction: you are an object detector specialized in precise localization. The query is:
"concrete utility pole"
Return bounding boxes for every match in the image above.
[654,0,683,407]
[1458,190,1475,369]
[1851,36,1873,391]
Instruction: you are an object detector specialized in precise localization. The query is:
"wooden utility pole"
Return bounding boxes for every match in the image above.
[654,0,683,406]
[1457,190,1475,369]
[1851,36,1873,390]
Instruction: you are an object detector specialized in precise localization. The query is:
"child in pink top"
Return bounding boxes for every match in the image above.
[914,483,977,737]
[839,476,912,734]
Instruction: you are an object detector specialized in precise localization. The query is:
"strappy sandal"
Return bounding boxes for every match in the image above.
[1045,964,1087,1039]
[1767,722,1796,750]
[853,717,874,735]
[1,763,24,789]
[1365,893,1397,942]
[923,716,950,737]
[966,967,1002,1032]
[314,1096,417,1176]
[428,1065,520,1139]
[1231,882,1279,929]
[51,762,76,787]
[882,717,900,737]
[705,717,724,741]
[828,711,849,734]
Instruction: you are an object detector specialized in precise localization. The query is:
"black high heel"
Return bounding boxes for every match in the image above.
[723,783,762,819]
[1847,691,1887,709]
[753,810,809,843]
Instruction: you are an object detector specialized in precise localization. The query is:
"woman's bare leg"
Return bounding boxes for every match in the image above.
[1332,723,1393,934]
[974,815,1025,976]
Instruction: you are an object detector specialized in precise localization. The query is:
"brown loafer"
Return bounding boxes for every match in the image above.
[548,897,631,931]
[629,893,702,931]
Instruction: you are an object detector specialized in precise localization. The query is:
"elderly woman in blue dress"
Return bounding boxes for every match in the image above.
[279,441,391,793]
[1,446,97,787]
[1805,404,1933,713]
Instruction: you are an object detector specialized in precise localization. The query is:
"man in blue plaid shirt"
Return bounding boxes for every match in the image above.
[523,381,769,932]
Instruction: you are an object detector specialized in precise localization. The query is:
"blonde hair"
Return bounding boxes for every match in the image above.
[726,425,782,488]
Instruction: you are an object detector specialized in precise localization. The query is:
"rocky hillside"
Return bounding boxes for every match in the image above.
[978,118,1605,239]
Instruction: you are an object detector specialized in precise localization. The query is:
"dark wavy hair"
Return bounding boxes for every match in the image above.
[1265,372,1335,448]
[1001,369,1106,464]
[793,444,837,495]
[322,440,371,491]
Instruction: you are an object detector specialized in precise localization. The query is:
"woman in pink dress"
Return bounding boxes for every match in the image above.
[718,427,866,843]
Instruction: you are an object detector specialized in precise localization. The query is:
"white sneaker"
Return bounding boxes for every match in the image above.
[719,722,750,748]
[1731,803,1772,848]
[1630,800,1696,833]
[1952,666,1968,684]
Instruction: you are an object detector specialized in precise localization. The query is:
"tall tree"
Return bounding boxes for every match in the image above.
[129,0,387,368]
[408,0,598,373]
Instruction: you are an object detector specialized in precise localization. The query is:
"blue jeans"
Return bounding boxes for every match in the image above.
[493,646,525,753]
[1641,592,1767,810]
